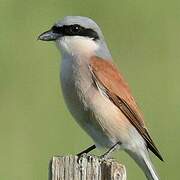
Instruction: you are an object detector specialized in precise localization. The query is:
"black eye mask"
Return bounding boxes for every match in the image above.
[51,24,99,40]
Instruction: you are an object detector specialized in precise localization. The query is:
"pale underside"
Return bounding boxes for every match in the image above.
[61,55,143,148]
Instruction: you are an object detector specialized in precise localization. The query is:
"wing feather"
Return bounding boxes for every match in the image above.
[89,56,163,161]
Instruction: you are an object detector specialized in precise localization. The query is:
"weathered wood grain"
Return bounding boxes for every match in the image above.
[49,154,126,180]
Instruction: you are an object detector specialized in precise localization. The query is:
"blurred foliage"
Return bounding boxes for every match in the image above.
[0,0,179,179]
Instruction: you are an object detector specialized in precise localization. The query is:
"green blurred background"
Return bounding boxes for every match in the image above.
[0,0,179,179]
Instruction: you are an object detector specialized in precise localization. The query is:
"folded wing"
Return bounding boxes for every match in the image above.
[89,56,163,161]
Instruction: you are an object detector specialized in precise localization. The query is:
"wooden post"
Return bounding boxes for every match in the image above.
[49,154,126,180]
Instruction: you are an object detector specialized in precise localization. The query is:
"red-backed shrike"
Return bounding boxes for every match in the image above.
[38,16,163,180]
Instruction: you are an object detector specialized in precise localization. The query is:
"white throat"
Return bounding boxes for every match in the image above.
[57,36,99,58]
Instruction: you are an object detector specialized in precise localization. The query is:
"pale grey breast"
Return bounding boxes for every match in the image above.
[60,56,115,147]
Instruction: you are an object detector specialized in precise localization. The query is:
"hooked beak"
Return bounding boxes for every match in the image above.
[38,29,61,41]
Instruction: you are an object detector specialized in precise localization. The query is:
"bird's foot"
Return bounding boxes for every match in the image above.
[99,142,120,161]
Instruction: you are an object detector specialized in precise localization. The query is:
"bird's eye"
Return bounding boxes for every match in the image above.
[69,25,82,34]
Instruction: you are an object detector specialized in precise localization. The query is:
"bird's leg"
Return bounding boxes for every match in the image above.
[100,142,120,160]
[77,144,96,156]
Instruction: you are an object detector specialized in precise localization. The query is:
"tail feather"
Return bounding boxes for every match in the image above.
[126,149,159,180]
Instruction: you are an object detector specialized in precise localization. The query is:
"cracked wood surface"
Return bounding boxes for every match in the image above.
[49,155,126,180]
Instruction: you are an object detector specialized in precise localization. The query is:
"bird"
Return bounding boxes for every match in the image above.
[38,16,163,180]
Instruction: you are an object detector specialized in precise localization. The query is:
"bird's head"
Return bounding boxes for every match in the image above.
[38,16,109,57]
